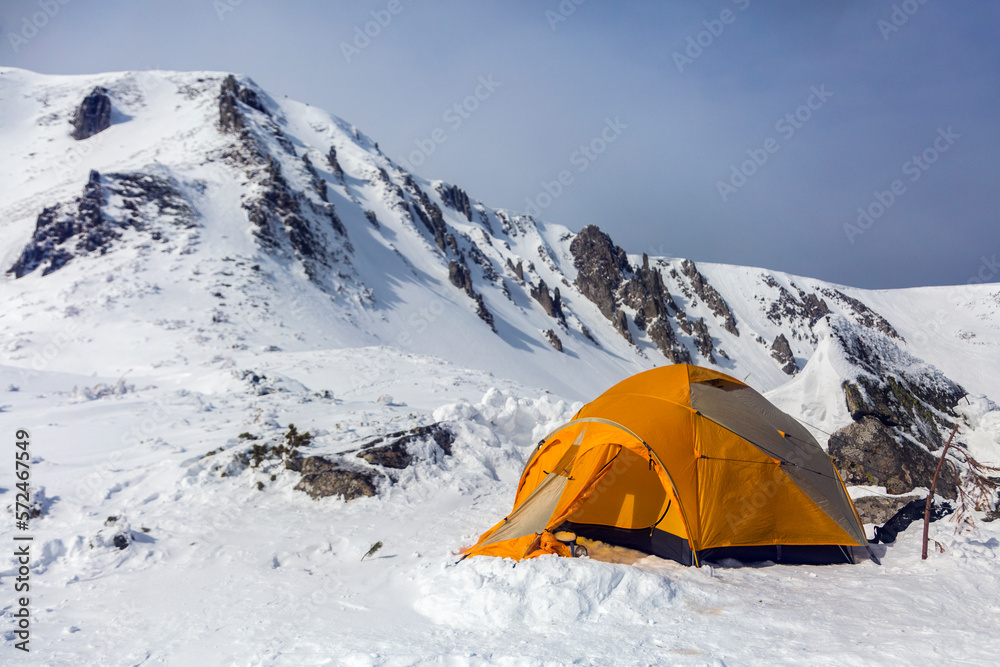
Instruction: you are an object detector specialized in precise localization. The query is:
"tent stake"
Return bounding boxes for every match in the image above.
[922,424,959,560]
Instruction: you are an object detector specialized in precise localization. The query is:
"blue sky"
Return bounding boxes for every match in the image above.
[3,0,998,288]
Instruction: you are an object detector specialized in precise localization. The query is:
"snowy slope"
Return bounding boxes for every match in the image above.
[2,68,1000,664]
[3,67,997,404]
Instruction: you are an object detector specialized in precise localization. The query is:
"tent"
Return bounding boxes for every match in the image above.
[464,364,867,566]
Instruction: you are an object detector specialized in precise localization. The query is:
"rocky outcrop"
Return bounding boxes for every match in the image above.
[833,321,963,450]
[648,319,690,364]
[506,258,524,282]
[570,225,630,320]
[71,87,112,140]
[829,416,957,499]
[686,317,715,362]
[244,156,348,274]
[851,494,924,524]
[218,75,246,133]
[294,456,378,500]
[357,441,412,469]
[403,175,451,253]
[448,260,497,332]
[449,260,474,294]
[613,310,633,344]
[770,333,798,375]
[680,259,739,335]
[327,146,344,179]
[621,254,672,329]
[570,227,697,362]
[357,423,455,469]
[820,288,902,340]
[301,155,328,202]
[437,183,473,221]
[531,278,565,322]
[763,276,830,331]
[544,329,563,352]
[8,170,196,278]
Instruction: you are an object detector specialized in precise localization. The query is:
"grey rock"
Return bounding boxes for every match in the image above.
[294,456,378,500]
[834,323,963,450]
[218,75,245,133]
[357,442,412,469]
[358,422,456,469]
[570,225,629,320]
[8,170,195,278]
[327,146,344,179]
[437,183,473,221]
[770,333,798,375]
[829,416,957,499]
[544,329,563,352]
[820,288,902,340]
[851,494,924,524]
[680,259,739,335]
[71,87,112,140]
[531,278,565,321]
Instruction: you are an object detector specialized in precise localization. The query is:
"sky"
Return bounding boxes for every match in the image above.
[2,0,998,289]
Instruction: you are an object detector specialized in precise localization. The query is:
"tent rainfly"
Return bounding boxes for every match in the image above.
[464,364,867,566]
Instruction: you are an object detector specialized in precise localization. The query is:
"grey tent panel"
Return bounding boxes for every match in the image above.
[690,382,867,546]
[480,472,569,547]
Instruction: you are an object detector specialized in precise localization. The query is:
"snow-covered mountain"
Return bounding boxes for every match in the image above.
[3,67,997,403]
[2,68,999,664]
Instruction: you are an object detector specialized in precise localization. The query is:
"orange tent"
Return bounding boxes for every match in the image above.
[465,364,867,566]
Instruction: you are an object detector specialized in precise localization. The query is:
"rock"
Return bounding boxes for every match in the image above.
[851,494,923,524]
[437,184,473,221]
[449,260,474,295]
[763,276,830,329]
[472,293,497,332]
[71,87,112,140]
[447,260,496,332]
[327,146,344,179]
[237,85,267,114]
[531,278,565,321]
[218,75,245,133]
[544,329,563,352]
[833,321,963,450]
[357,422,456,470]
[570,225,630,320]
[688,317,715,363]
[820,288,902,339]
[770,333,798,375]
[648,319,691,364]
[8,170,195,278]
[613,309,633,344]
[294,455,378,500]
[403,176,449,251]
[680,259,739,335]
[358,441,411,469]
[244,155,348,273]
[828,416,957,499]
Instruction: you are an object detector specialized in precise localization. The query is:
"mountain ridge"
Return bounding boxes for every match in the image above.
[1,66,998,406]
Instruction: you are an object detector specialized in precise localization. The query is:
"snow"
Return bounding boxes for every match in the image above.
[2,67,1000,664]
[3,362,999,664]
